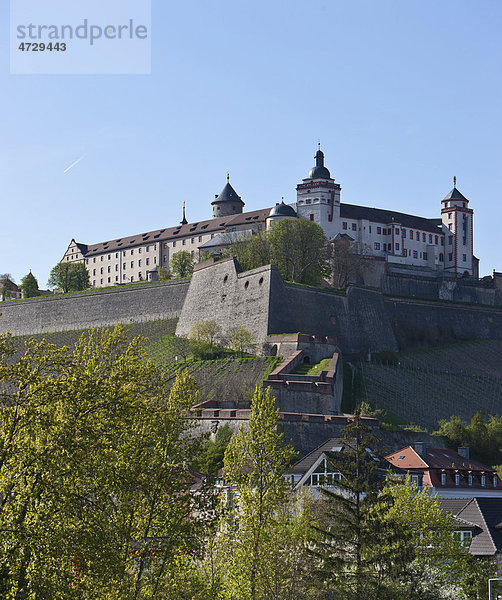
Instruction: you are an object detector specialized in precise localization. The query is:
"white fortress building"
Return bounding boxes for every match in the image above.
[62,148,477,288]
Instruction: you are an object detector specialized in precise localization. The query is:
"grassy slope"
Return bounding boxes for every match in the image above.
[360,340,502,430]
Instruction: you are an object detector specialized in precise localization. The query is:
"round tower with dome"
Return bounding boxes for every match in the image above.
[211,175,245,218]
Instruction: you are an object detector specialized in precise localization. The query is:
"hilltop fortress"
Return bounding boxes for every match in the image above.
[59,147,502,299]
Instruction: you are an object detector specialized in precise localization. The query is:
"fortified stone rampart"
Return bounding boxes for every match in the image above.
[0,280,189,336]
[263,349,342,415]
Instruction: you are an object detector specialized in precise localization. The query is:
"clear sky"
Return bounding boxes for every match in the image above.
[1,0,501,284]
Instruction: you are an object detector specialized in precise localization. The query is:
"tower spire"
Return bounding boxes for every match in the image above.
[227,172,230,183]
[454,175,457,187]
[180,201,188,225]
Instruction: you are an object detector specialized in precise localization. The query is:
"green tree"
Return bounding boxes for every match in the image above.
[230,326,256,356]
[309,411,412,600]
[0,274,18,300]
[195,423,234,477]
[157,265,170,281]
[268,218,331,284]
[224,231,271,272]
[47,261,90,292]
[0,326,204,599]
[189,320,223,346]
[435,412,502,467]
[220,385,296,600]
[20,271,40,298]
[170,250,194,278]
[385,477,471,599]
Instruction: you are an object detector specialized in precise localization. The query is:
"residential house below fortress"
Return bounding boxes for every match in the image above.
[62,147,477,288]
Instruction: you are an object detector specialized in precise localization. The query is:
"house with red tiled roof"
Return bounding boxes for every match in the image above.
[385,443,501,498]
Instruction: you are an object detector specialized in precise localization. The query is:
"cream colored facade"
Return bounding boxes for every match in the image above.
[62,150,477,288]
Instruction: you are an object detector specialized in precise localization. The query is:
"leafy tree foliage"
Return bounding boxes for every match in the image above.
[328,237,369,289]
[220,385,296,600]
[0,274,18,301]
[189,320,223,347]
[268,218,331,284]
[20,271,40,298]
[157,266,170,281]
[194,423,234,477]
[229,326,256,356]
[0,326,203,598]
[47,261,90,293]
[225,218,330,284]
[170,250,194,278]
[435,412,502,468]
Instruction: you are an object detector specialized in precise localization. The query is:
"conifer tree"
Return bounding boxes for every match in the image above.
[20,271,40,298]
[309,411,412,600]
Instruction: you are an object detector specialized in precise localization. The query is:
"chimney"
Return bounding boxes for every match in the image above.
[414,442,427,457]
[458,447,470,460]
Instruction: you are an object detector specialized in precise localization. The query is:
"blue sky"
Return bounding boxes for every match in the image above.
[1,0,501,284]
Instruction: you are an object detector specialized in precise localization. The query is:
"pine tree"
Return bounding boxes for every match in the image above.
[310,410,412,600]
[20,271,40,298]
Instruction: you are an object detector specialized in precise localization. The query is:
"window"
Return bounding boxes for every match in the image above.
[369,226,372,233]
[351,223,357,231]
[108,254,111,260]
[100,267,103,274]
[422,233,426,242]
[429,235,432,243]
[448,224,452,231]
[138,260,142,267]
[411,474,421,486]
[85,259,89,265]
[410,231,414,240]
[191,238,195,244]
[93,257,96,263]
[403,249,407,257]
[154,257,157,264]
[453,531,472,547]
[448,212,452,219]
[462,254,467,262]
[173,241,176,247]
[377,227,381,234]
[449,253,453,261]
[395,228,400,235]
[146,258,149,266]
[468,474,473,486]
[131,249,134,255]
[342,222,348,230]
[449,237,453,245]
[93,269,96,275]
[481,474,486,487]
[101,256,104,262]
[115,276,118,282]
[123,274,126,280]
[403,229,406,238]
[107,277,111,283]
[310,214,314,221]
[423,252,428,260]
[138,248,141,254]
[100,279,103,285]
[413,250,418,259]
[395,243,400,251]
[455,473,460,486]
[93,280,96,286]
[130,262,134,268]
[374,242,380,250]
[435,236,438,245]
[115,264,118,271]
[116,253,119,258]
[306,198,311,204]
[107,266,111,273]
[439,253,444,262]
[146,246,150,252]
[123,263,126,269]
[163,256,167,262]
[199,236,202,242]
[164,243,167,249]
[441,473,447,486]
[494,475,498,488]
[182,239,186,245]
[123,251,126,256]
[441,238,444,246]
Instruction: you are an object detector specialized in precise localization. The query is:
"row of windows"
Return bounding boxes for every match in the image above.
[342,222,444,246]
[442,472,498,487]
[92,272,148,286]
[86,245,158,264]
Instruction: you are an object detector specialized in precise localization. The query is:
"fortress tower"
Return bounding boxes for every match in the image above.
[296,145,341,239]
[441,179,474,276]
[211,175,245,218]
